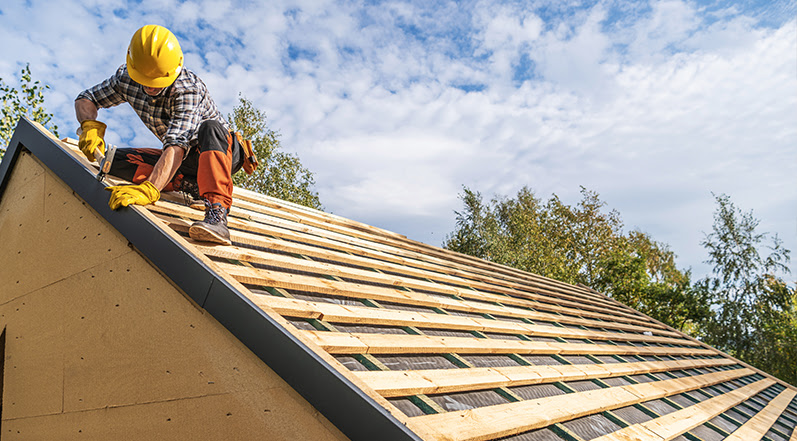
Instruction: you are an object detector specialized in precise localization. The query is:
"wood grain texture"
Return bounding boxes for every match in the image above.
[355,358,738,397]
[300,330,716,357]
[147,199,644,322]
[407,368,754,441]
[723,388,797,441]
[592,378,776,441]
[251,295,696,346]
[217,260,681,336]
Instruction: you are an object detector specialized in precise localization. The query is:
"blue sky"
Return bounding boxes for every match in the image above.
[1,0,795,280]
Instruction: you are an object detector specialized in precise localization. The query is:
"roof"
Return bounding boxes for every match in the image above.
[3,118,796,441]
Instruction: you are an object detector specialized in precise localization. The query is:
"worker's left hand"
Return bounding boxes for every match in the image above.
[106,181,160,210]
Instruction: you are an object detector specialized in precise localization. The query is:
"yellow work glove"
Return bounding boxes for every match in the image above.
[78,119,107,161]
[105,181,160,210]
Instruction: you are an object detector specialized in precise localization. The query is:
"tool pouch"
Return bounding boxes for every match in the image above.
[235,132,259,175]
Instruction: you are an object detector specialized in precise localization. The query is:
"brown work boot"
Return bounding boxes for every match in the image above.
[189,200,231,245]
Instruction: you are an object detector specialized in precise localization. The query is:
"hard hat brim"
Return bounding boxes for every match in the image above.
[126,59,181,88]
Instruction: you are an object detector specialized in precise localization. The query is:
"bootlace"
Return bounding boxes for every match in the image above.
[203,200,228,225]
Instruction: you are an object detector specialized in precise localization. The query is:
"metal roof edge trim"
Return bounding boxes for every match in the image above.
[1,118,422,441]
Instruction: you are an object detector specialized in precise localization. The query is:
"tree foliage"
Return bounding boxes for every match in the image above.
[596,231,712,332]
[228,96,322,210]
[446,188,797,383]
[444,186,709,331]
[695,194,796,383]
[1,63,59,157]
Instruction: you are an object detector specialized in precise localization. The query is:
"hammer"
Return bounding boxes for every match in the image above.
[93,143,118,181]
[76,125,118,181]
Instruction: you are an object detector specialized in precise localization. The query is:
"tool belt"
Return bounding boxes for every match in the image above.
[234,132,258,175]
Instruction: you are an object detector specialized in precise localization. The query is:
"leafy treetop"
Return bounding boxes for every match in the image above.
[228,96,322,210]
[1,64,59,157]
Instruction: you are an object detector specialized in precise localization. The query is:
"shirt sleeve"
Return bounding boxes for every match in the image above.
[162,88,202,152]
[75,66,128,109]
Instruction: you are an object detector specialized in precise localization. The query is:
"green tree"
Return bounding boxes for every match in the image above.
[445,186,623,285]
[542,188,624,285]
[446,186,635,284]
[228,96,321,210]
[597,231,711,331]
[444,187,496,260]
[444,186,705,331]
[695,194,796,383]
[1,63,59,157]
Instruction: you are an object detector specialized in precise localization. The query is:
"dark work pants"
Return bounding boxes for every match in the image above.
[108,120,242,209]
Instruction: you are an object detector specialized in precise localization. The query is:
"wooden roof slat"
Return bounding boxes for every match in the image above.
[354,358,738,397]
[217,261,681,336]
[300,330,716,357]
[591,378,777,441]
[228,192,623,309]
[184,236,665,331]
[253,295,697,347]
[150,201,639,319]
[150,205,431,273]
[407,368,755,441]
[232,191,408,241]
[161,209,652,329]
[236,203,641,316]
[723,388,797,441]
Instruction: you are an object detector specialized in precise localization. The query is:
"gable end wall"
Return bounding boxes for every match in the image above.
[0,151,348,441]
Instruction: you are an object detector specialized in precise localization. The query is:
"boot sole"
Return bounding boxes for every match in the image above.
[189,224,232,246]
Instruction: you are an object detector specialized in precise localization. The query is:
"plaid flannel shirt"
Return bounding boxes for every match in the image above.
[77,65,228,153]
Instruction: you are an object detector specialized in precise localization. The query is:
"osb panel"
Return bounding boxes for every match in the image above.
[0,153,129,305]
[0,283,65,420]
[3,390,343,441]
[57,251,277,411]
[0,152,348,441]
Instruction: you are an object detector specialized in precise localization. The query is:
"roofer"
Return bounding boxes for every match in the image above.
[74,24,242,246]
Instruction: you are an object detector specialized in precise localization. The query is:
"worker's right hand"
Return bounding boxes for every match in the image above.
[106,181,161,210]
[78,120,107,162]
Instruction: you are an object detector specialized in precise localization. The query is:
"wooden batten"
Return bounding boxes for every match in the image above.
[591,379,777,441]
[300,330,716,357]
[407,369,755,441]
[252,295,698,346]
[219,261,681,337]
[150,200,639,321]
[227,193,620,307]
[355,358,738,397]
[723,389,797,441]
[189,236,654,327]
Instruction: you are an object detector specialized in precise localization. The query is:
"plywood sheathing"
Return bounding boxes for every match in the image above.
[0,152,348,440]
[0,152,130,307]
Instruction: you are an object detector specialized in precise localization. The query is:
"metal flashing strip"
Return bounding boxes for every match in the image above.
[1,118,422,441]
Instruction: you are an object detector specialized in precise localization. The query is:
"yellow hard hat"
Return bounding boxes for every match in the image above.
[126,25,184,88]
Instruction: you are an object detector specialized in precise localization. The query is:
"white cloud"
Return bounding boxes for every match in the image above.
[625,0,702,58]
[532,5,616,99]
[2,0,794,279]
